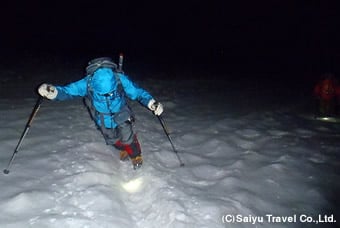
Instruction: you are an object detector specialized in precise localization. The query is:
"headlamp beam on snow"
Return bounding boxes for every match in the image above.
[121,177,144,193]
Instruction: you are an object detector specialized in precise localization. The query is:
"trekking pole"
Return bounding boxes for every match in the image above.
[3,96,44,174]
[157,115,185,167]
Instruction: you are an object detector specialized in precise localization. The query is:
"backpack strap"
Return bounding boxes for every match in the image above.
[114,72,125,97]
[113,72,135,122]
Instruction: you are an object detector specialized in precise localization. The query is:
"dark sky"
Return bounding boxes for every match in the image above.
[1,1,339,77]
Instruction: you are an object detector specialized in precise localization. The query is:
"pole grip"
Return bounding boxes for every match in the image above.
[27,96,44,127]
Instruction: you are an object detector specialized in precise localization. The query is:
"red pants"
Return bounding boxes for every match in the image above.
[114,134,142,158]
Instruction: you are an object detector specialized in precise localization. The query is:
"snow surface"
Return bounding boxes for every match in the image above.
[0,61,339,228]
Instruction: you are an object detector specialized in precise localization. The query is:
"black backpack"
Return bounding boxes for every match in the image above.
[86,57,118,76]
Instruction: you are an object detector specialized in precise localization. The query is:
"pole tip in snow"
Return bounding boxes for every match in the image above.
[3,169,9,174]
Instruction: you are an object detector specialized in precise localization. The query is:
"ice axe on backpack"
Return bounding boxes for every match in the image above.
[3,96,44,174]
[118,53,124,73]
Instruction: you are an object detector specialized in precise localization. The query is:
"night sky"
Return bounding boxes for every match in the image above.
[1,1,339,81]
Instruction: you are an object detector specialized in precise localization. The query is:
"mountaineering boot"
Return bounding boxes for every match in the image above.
[131,155,143,169]
[120,150,129,161]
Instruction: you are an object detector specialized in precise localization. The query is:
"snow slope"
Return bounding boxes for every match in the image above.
[0,72,339,228]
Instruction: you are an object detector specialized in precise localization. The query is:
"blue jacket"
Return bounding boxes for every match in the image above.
[54,68,153,128]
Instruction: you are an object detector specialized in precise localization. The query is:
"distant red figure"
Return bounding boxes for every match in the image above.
[314,74,340,116]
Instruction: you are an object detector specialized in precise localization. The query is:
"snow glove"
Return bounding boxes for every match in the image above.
[38,83,58,100]
[148,99,164,116]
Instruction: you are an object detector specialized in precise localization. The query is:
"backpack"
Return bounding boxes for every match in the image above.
[86,57,118,76]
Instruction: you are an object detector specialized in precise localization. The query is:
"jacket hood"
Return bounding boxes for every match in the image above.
[91,68,115,95]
